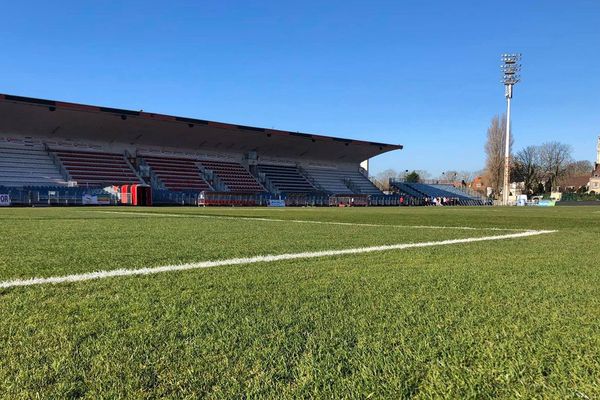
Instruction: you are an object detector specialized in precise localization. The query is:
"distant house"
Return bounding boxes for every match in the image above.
[589,165,600,193]
[589,136,600,193]
[471,176,484,190]
[561,175,590,192]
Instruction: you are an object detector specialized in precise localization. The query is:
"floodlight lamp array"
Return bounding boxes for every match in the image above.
[501,53,522,85]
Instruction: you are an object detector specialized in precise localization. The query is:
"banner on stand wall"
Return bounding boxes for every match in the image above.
[268,199,286,207]
[0,194,10,206]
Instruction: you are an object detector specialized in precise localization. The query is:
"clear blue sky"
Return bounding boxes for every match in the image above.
[2,1,599,176]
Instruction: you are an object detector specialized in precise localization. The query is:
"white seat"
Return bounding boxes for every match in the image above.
[0,145,67,187]
[303,167,382,195]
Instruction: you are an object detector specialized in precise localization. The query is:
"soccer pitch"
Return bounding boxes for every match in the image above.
[1,206,599,398]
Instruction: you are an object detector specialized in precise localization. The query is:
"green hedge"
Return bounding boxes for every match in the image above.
[560,192,600,202]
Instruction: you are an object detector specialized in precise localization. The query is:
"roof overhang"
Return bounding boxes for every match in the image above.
[0,94,402,163]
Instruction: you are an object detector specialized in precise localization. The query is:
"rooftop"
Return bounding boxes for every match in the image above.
[0,94,402,163]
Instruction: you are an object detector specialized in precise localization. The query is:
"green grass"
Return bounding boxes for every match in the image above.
[0,206,599,398]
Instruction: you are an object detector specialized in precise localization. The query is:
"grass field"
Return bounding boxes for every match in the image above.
[1,206,599,398]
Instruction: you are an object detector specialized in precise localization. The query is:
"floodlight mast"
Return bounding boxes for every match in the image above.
[501,53,521,205]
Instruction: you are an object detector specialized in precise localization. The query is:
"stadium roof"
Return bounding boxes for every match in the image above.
[0,94,402,163]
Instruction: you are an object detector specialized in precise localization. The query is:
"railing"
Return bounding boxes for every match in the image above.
[197,165,224,191]
[359,166,368,178]
[0,186,119,206]
[343,177,361,194]
[237,163,267,192]
[152,189,200,206]
[45,144,71,184]
[256,172,279,195]
[139,159,167,190]
[368,176,386,192]
[296,165,324,192]
[0,184,491,208]
[123,150,144,184]
[282,193,330,206]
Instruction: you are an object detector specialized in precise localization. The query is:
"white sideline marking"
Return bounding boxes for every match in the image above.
[95,211,524,231]
[0,230,556,289]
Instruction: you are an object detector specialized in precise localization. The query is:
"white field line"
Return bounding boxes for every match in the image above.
[0,230,556,289]
[94,210,524,231]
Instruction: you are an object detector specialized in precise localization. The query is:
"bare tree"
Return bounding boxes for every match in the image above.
[457,170,477,184]
[432,170,475,184]
[441,170,459,182]
[565,160,593,177]
[374,169,398,191]
[539,141,573,191]
[555,159,594,190]
[513,145,542,194]
[483,114,511,198]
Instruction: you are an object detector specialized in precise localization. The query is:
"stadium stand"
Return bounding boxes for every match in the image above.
[53,149,141,187]
[0,93,418,206]
[430,184,483,199]
[257,164,317,193]
[198,159,264,192]
[391,181,484,205]
[303,167,382,195]
[0,143,66,187]
[391,182,423,198]
[141,155,211,192]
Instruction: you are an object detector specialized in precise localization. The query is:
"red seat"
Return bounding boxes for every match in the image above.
[142,156,211,191]
[199,159,264,193]
[52,149,140,186]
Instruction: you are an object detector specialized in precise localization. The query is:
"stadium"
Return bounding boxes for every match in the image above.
[1,95,598,399]
[0,94,485,207]
[2,2,600,398]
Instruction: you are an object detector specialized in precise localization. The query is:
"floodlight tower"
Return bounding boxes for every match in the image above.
[501,53,521,205]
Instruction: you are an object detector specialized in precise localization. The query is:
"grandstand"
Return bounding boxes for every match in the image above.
[0,93,406,206]
[303,166,382,195]
[0,142,66,187]
[140,155,211,192]
[257,164,316,194]
[199,159,264,192]
[390,180,486,205]
[53,149,142,187]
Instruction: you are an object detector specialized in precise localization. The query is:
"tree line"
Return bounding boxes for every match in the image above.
[373,169,479,191]
[371,114,593,197]
[484,114,592,197]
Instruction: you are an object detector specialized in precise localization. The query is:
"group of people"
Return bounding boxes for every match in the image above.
[398,196,461,206]
[423,196,460,206]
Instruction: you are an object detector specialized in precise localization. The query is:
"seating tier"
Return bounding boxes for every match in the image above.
[53,149,140,186]
[0,145,67,187]
[257,164,316,193]
[303,167,382,195]
[142,156,211,192]
[199,160,264,192]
